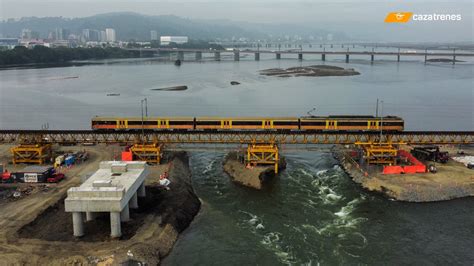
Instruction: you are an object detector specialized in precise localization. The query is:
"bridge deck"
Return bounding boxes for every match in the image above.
[1,130,473,145]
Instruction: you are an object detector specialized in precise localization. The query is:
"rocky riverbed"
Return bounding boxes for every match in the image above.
[259,65,360,78]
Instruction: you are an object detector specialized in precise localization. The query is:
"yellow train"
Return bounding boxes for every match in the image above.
[91,115,404,131]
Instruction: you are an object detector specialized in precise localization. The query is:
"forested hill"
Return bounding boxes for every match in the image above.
[0,12,263,40]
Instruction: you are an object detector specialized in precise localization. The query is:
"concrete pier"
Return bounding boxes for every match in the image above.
[371,54,375,63]
[234,51,240,61]
[214,52,220,61]
[322,54,326,61]
[345,54,349,63]
[298,53,303,60]
[138,183,146,197]
[254,52,260,61]
[110,212,121,238]
[72,212,84,237]
[120,203,130,222]
[65,161,149,237]
[276,53,281,60]
[86,212,96,222]
[195,51,202,61]
[130,192,139,209]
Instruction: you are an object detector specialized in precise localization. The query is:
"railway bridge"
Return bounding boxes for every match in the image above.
[1,130,473,172]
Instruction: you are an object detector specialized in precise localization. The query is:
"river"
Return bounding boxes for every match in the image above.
[0,54,473,264]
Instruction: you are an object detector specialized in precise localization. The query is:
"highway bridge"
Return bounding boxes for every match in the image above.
[127,47,474,63]
[1,130,473,145]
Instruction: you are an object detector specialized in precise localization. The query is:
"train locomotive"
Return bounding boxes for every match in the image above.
[91,115,404,132]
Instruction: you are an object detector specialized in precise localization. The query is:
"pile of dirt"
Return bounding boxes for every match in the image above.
[259,65,360,78]
[223,152,286,189]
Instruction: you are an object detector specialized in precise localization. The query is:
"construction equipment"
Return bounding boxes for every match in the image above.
[411,146,449,163]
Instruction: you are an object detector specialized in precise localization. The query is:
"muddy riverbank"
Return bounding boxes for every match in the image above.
[259,65,360,78]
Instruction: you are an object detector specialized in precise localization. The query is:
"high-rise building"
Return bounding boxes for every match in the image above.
[20,29,32,39]
[150,30,158,41]
[55,28,70,40]
[82,29,100,42]
[105,28,116,42]
[100,31,107,42]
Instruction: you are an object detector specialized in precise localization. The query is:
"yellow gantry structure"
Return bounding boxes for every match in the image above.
[355,142,404,165]
[130,143,162,164]
[11,143,52,165]
[246,143,280,173]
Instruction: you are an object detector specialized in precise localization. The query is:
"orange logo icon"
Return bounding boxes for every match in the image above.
[385,12,413,23]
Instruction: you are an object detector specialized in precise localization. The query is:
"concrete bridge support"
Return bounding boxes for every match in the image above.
[214,52,220,61]
[254,52,260,61]
[330,44,333,48]
[322,54,326,61]
[276,53,281,60]
[453,55,456,65]
[234,51,240,61]
[177,51,184,61]
[72,212,84,237]
[397,54,400,62]
[345,54,349,63]
[371,54,375,63]
[298,53,303,60]
[130,192,139,209]
[120,203,130,222]
[195,51,202,61]
[110,212,121,238]
[86,212,96,222]
[138,184,146,197]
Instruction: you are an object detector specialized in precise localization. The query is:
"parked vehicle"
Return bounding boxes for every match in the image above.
[410,146,449,163]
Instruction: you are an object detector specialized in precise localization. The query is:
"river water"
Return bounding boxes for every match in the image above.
[0,54,473,264]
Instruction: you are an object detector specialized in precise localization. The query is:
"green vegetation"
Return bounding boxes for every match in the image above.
[0,46,141,66]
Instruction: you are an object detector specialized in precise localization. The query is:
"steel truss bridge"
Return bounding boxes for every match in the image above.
[1,130,473,145]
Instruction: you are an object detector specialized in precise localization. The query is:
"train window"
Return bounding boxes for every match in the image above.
[273,121,299,125]
[337,121,370,126]
[169,121,195,125]
[232,121,262,126]
[301,121,325,125]
[196,121,221,125]
[128,121,156,126]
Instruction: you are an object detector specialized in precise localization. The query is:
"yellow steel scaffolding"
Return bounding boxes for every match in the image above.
[11,143,52,165]
[246,143,279,173]
[130,143,162,164]
[355,142,402,165]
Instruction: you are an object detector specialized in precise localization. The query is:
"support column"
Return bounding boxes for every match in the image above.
[276,53,281,60]
[298,53,303,60]
[424,49,427,64]
[254,52,260,61]
[234,51,240,61]
[72,212,84,237]
[322,54,326,61]
[130,192,139,209]
[86,212,96,222]
[177,51,184,60]
[214,52,220,61]
[371,54,374,63]
[452,49,456,65]
[121,203,130,222]
[110,212,121,238]
[330,44,333,48]
[195,51,202,61]
[138,183,146,197]
[345,54,349,63]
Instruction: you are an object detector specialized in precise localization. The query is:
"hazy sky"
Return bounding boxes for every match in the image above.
[1,0,473,41]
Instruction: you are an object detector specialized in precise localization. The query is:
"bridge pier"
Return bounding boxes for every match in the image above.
[177,51,184,61]
[424,49,428,64]
[214,52,220,61]
[345,54,349,63]
[330,44,333,48]
[322,54,326,61]
[234,51,240,61]
[276,53,281,60]
[452,49,456,65]
[397,54,400,62]
[370,54,374,63]
[195,51,202,61]
[254,52,260,61]
[320,44,323,48]
[298,53,303,60]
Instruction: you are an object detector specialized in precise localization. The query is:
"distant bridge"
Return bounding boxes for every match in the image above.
[126,47,474,63]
